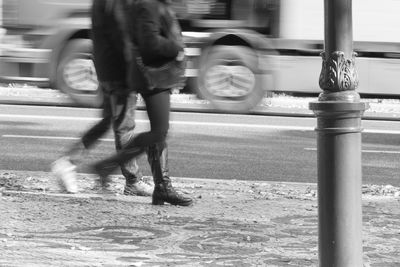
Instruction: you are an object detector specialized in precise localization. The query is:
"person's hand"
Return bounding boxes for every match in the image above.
[176,51,185,61]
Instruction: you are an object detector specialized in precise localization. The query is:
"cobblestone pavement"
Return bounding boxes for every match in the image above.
[0,171,399,266]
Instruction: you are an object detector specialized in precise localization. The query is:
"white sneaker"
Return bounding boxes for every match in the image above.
[51,157,78,193]
[123,179,153,196]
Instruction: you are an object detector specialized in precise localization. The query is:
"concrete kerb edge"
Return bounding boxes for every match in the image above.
[1,97,400,120]
[1,86,400,119]
[2,170,399,201]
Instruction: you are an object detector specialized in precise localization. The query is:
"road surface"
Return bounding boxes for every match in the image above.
[0,104,399,186]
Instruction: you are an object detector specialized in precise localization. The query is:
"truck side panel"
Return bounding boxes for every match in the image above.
[2,0,91,29]
[279,0,400,43]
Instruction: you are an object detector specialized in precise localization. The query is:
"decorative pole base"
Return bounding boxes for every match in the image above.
[309,101,368,267]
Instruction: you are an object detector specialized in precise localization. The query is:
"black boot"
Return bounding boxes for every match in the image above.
[152,181,193,206]
[147,142,193,206]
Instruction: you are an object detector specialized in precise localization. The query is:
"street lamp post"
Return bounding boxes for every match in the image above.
[309,0,368,266]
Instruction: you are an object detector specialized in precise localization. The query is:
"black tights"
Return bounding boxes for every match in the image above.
[129,89,170,149]
[97,89,170,172]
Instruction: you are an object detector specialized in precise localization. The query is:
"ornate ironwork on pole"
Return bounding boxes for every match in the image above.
[319,51,359,92]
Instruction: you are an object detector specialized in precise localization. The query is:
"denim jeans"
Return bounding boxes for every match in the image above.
[68,81,142,183]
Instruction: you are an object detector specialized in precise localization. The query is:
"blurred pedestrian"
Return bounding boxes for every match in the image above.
[92,0,193,206]
[51,0,153,196]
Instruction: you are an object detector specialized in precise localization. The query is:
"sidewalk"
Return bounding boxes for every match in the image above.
[1,85,400,119]
[0,170,399,266]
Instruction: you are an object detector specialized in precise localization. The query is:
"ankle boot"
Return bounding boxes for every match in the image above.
[147,142,193,206]
[152,180,193,206]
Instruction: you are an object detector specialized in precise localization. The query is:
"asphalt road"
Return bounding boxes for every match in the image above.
[0,104,399,186]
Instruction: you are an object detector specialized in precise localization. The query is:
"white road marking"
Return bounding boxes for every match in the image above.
[304,147,400,154]
[172,121,313,130]
[2,136,400,156]
[362,129,400,134]
[0,114,100,121]
[0,113,313,130]
[1,135,114,142]
[1,113,400,133]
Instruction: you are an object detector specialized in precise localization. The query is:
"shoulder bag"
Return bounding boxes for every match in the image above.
[114,0,187,91]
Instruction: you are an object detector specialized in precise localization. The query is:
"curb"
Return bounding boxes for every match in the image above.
[1,170,399,200]
[0,87,400,121]
[1,87,400,120]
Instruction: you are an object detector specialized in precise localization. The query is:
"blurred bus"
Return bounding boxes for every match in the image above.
[1,0,400,112]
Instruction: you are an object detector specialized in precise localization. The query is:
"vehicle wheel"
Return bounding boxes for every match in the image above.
[56,39,102,107]
[196,45,266,113]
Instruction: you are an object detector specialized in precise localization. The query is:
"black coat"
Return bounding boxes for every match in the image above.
[91,0,127,83]
[125,0,184,93]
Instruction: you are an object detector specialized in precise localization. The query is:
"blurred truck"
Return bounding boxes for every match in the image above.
[0,0,98,106]
[1,0,400,112]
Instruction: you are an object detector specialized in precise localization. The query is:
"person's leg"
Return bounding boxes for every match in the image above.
[142,90,170,187]
[110,87,152,196]
[52,83,112,193]
[92,90,170,179]
[143,90,192,206]
[68,84,112,163]
[147,141,169,183]
[93,89,191,205]
[149,140,192,206]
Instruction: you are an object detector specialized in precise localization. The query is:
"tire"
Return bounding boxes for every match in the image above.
[196,45,266,113]
[56,39,102,108]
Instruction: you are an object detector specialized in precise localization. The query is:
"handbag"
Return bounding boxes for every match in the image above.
[134,48,187,90]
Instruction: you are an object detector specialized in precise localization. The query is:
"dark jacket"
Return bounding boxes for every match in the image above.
[91,0,127,83]
[125,0,184,93]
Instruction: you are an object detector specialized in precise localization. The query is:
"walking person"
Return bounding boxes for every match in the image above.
[51,0,153,196]
[92,0,193,206]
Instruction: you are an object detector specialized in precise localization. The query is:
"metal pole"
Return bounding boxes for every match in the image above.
[309,0,368,266]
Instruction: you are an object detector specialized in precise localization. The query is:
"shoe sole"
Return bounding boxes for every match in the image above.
[123,190,152,197]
